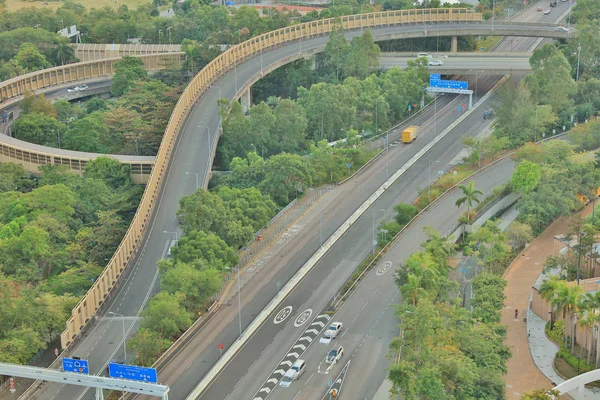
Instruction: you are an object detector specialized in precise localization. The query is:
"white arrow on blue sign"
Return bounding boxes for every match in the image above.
[62,358,89,374]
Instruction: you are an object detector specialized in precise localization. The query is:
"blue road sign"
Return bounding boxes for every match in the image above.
[432,79,468,90]
[458,105,462,111]
[430,73,468,90]
[62,358,89,374]
[108,363,157,383]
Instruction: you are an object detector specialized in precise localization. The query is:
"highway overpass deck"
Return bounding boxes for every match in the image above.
[14,2,572,399]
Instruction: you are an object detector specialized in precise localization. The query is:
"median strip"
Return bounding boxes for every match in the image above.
[185,75,509,399]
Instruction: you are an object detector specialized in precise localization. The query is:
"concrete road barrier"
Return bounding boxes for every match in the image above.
[185,75,509,400]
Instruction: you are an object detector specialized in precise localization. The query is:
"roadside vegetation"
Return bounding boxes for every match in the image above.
[13,58,184,155]
[0,158,142,364]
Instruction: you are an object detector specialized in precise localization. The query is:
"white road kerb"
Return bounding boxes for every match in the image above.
[185,78,506,399]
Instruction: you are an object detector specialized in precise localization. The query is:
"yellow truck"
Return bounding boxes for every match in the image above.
[402,126,419,143]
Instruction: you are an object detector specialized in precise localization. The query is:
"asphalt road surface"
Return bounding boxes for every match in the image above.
[0,79,111,136]
[263,159,515,400]
[190,2,571,400]
[28,1,568,398]
[379,55,531,72]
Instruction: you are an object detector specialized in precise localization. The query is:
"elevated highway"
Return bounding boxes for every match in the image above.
[379,53,532,74]
[0,15,568,185]
[4,3,573,400]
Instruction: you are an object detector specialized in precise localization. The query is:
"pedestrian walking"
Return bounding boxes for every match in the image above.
[514,308,519,320]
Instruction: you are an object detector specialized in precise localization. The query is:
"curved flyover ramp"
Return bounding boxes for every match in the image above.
[17,8,569,399]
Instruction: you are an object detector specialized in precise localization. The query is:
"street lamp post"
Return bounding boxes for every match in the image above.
[372,209,385,255]
[166,26,172,46]
[237,266,242,338]
[158,29,162,43]
[185,172,199,190]
[320,206,323,247]
[577,231,582,286]
[108,312,127,363]
[200,126,211,158]
[576,43,582,82]
[535,106,539,142]
[375,99,389,181]
[108,311,126,400]
[491,0,495,31]
[428,160,440,202]
[163,230,179,240]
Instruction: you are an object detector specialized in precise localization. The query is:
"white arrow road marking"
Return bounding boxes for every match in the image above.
[292,344,306,351]
[299,336,313,343]
[280,360,293,367]
[274,369,286,375]
[253,397,264,400]
[317,314,330,320]
[259,388,271,394]
[286,352,299,358]
[306,329,319,335]
[310,321,325,328]
[267,378,279,385]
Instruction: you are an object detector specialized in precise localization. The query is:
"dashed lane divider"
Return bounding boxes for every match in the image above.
[321,360,351,400]
[252,313,331,400]
[185,72,508,400]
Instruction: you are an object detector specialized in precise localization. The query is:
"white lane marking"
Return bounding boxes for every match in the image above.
[274,306,293,324]
[294,308,313,327]
[376,261,392,275]
[305,373,314,385]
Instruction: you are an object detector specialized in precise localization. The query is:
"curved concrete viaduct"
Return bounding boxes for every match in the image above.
[45,8,568,349]
[0,19,564,186]
[5,7,571,399]
[0,53,183,183]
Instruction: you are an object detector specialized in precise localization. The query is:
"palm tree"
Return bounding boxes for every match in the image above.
[455,181,484,235]
[539,275,561,329]
[422,226,457,273]
[579,291,600,366]
[54,37,76,66]
[401,274,428,307]
[551,282,583,351]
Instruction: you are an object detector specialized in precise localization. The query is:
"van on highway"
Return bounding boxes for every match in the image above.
[402,126,419,143]
[279,359,306,387]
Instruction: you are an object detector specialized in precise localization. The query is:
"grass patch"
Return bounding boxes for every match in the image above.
[4,0,151,11]
[476,36,502,52]
[413,164,474,209]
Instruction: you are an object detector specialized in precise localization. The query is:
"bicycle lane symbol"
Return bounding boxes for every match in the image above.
[274,306,293,324]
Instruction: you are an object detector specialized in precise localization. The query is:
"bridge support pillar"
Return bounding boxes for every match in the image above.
[451,36,458,53]
[240,87,252,113]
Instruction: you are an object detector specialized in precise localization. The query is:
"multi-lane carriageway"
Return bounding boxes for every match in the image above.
[184,3,570,400]
[19,1,573,399]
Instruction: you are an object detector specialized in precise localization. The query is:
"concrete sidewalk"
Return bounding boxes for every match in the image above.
[503,204,597,399]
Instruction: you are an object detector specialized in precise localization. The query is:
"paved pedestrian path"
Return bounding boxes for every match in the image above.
[503,204,598,399]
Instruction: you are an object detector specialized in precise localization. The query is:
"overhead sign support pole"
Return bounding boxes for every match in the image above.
[0,362,169,400]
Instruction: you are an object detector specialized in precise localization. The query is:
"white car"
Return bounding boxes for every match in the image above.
[321,322,343,341]
[279,359,306,387]
[417,52,432,59]
[555,26,569,32]
[544,9,551,15]
[326,346,344,365]
[428,60,443,66]
[67,84,89,93]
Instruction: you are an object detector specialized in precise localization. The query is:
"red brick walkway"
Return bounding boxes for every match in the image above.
[502,204,594,398]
